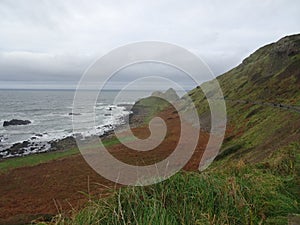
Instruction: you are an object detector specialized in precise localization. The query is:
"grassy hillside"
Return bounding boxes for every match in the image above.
[220,34,300,104]
[130,96,172,124]
[187,34,300,164]
[47,143,300,225]
[40,34,300,224]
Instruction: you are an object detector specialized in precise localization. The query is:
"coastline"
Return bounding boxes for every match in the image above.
[0,103,136,160]
[0,98,210,224]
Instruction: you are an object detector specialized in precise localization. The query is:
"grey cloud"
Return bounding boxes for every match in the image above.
[0,51,91,81]
[0,0,299,89]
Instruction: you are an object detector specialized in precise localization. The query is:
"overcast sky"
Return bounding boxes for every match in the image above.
[0,0,299,89]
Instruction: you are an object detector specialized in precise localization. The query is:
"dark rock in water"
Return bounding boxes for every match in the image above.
[69,113,81,116]
[3,119,31,127]
[35,133,43,137]
[104,113,112,116]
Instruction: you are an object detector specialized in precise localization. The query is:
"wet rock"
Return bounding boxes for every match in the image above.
[7,141,30,155]
[50,136,76,151]
[69,113,81,116]
[3,119,31,127]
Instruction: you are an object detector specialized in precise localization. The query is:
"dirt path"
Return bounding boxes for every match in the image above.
[0,107,210,225]
[224,98,300,113]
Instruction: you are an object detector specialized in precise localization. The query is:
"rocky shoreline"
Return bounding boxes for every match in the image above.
[0,103,137,160]
[0,89,179,160]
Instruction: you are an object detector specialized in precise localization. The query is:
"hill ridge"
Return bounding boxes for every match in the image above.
[187,33,300,164]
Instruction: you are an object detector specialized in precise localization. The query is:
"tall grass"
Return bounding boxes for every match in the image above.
[48,145,299,225]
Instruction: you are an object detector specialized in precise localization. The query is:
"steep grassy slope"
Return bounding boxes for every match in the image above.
[218,33,300,104]
[188,34,300,164]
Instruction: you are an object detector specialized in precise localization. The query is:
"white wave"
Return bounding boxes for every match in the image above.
[0,101,132,158]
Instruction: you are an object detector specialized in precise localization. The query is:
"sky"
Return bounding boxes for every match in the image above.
[0,0,299,90]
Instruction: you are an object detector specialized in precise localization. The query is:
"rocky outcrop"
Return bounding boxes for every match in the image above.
[151,88,179,102]
[3,119,31,127]
[50,136,77,152]
[6,141,30,155]
[272,34,300,57]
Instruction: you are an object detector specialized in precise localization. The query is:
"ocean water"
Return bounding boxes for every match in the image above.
[0,89,152,158]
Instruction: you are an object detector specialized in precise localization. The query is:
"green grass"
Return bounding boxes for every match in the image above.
[184,36,300,160]
[133,96,171,123]
[47,144,300,225]
[0,148,79,173]
[0,137,128,173]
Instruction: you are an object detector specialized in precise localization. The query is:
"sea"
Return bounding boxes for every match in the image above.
[0,89,152,158]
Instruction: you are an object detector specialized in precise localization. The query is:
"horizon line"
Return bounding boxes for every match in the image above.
[0,87,192,92]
